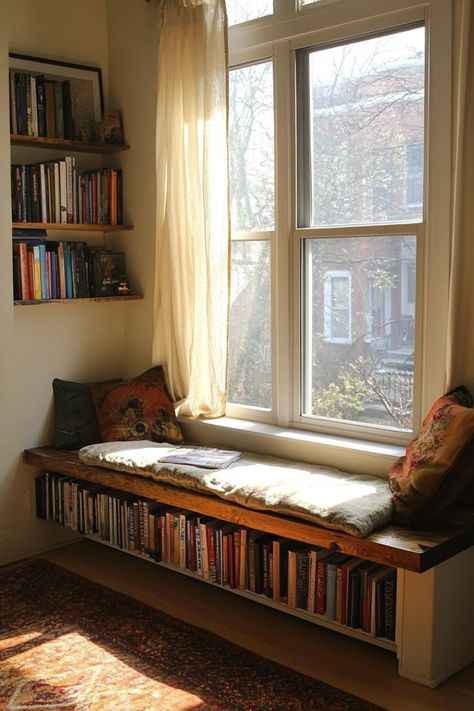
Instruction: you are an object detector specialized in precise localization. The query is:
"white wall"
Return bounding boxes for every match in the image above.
[105,0,157,377]
[0,0,155,564]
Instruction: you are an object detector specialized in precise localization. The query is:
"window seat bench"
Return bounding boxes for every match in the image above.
[24,445,474,688]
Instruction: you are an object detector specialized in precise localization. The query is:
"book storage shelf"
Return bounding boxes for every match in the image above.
[11,136,140,305]
[35,469,398,653]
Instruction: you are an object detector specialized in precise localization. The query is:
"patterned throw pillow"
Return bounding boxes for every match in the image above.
[90,366,184,445]
[389,386,474,526]
[53,378,105,450]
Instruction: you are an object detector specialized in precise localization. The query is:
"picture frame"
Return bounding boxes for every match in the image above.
[9,52,104,140]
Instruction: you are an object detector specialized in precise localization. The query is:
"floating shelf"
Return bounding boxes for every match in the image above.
[14,295,142,306]
[11,134,130,154]
[12,222,133,232]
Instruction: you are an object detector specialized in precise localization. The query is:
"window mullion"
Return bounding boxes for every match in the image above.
[273,40,293,426]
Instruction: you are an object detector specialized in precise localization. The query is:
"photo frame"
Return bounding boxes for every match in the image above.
[9,53,104,140]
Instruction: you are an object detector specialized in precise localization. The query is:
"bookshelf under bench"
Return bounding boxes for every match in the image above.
[24,446,474,688]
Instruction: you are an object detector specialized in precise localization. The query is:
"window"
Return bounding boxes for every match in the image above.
[227,0,273,26]
[228,60,274,411]
[323,271,352,344]
[228,0,452,447]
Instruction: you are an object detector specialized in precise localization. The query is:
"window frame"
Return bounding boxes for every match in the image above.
[227,0,452,452]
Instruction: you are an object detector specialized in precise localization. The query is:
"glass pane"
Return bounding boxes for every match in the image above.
[228,241,271,408]
[308,26,425,227]
[227,0,273,26]
[229,61,274,232]
[303,235,416,430]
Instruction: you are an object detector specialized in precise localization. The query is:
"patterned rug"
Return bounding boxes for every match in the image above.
[0,559,384,710]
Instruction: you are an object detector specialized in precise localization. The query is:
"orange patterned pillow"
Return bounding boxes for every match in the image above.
[389,386,474,526]
[90,366,184,445]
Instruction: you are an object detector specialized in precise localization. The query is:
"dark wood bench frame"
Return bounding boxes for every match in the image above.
[24,446,474,574]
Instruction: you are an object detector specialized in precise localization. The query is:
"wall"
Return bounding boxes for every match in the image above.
[105,0,157,377]
[0,0,151,564]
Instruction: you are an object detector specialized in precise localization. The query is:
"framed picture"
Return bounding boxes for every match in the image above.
[9,53,104,140]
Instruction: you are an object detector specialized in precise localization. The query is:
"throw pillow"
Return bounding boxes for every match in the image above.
[90,366,184,444]
[388,386,474,526]
[53,378,105,450]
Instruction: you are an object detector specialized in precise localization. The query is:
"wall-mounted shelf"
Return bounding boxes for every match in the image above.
[12,222,133,232]
[14,295,142,306]
[11,134,130,154]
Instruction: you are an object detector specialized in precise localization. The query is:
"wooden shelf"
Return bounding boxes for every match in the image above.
[11,134,130,154]
[12,222,133,232]
[14,295,142,305]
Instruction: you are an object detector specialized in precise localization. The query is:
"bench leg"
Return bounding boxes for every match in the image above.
[397,547,474,687]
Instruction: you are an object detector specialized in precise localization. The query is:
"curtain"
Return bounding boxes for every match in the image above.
[446,0,474,391]
[153,0,229,418]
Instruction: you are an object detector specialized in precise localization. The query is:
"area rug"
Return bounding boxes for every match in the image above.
[0,559,384,710]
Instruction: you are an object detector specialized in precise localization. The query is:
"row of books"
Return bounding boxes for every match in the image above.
[11,159,123,225]
[36,472,397,641]
[13,237,126,301]
[10,70,74,139]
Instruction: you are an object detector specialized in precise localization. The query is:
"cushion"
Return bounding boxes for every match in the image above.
[388,386,474,526]
[53,378,106,450]
[90,366,184,445]
[79,440,394,538]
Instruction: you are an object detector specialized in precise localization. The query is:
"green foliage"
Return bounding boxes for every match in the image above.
[312,372,370,421]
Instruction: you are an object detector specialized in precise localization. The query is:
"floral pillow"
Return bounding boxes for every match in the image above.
[90,366,184,445]
[389,386,474,526]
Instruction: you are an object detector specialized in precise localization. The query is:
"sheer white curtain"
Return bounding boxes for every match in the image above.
[153,0,229,418]
[446,0,474,392]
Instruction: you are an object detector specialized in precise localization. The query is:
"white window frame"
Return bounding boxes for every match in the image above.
[218,0,452,466]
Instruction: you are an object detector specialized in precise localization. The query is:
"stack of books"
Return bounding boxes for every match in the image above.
[11,158,122,225]
[36,471,397,641]
[10,70,74,140]
[13,235,126,300]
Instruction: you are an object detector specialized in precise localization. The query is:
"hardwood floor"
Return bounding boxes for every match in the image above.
[25,540,473,710]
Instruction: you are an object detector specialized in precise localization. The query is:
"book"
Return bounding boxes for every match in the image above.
[158,446,241,469]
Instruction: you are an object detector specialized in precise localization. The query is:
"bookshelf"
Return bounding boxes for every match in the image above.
[35,470,398,653]
[11,134,130,154]
[13,223,133,232]
[10,92,139,303]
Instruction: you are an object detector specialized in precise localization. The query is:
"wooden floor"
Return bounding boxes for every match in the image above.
[31,540,474,711]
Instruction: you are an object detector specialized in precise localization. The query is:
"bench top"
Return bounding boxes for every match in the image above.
[24,446,474,573]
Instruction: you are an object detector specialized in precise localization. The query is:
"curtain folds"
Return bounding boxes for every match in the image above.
[446,0,474,392]
[153,0,229,418]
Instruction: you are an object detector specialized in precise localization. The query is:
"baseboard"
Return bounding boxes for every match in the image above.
[0,519,79,566]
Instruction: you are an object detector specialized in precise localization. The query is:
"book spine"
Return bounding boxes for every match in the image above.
[36,75,46,137]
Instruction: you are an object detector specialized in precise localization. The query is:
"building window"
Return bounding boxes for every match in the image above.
[323,271,352,344]
[405,143,424,208]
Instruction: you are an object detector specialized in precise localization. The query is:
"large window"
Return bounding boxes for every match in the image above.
[228,0,451,446]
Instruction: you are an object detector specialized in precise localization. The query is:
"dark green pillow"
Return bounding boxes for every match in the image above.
[53,378,117,450]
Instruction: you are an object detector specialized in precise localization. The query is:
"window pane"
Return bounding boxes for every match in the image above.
[229,61,274,232]
[228,241,271,408]
[303,235,416,431]
[227,0,273,26]
[307,26,425,227]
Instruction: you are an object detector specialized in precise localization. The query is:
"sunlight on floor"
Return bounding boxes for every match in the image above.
[1,628,204,710]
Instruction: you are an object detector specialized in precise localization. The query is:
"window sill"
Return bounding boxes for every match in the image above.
[177,415,404,479]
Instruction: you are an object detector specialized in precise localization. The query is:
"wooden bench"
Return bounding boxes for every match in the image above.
[24,445,474,687]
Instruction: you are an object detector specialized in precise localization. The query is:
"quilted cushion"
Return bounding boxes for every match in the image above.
[389,386,474,525]
[90,366,184,445]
